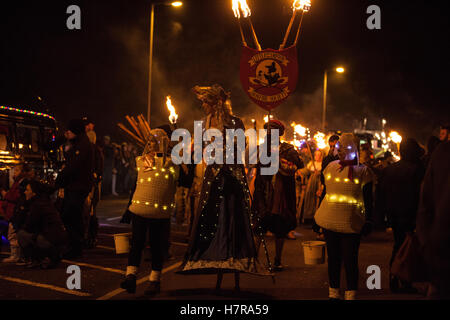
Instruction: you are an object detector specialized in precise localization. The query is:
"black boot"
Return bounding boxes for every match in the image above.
[120,274,137,294]
[144,281,160,296]
[389,274,400,293]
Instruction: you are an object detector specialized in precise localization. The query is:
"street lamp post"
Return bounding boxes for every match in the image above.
[322,67,345,132]
[147,1,183,125]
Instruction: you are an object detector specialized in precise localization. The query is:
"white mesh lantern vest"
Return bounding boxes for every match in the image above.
[128,156,177,219]
[314,160,374,234]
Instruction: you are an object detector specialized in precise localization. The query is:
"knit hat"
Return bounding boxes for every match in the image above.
[68,118,86,135]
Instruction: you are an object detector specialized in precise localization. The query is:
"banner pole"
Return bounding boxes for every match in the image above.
[280,11,297,50]
[293,11,305,46]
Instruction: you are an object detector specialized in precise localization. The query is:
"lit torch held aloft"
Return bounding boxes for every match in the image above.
[232,0,261,50]
[313,131,327,150]
[166,96,178,125]
[280,0,312,49]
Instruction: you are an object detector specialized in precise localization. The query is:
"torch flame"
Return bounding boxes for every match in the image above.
[264,115,273,123]
[314,131,327,149]
[293,124,307,137]
[166,96,178,124]
[389,131,402,144]
[293,0,311,12]
[232,0,251,18]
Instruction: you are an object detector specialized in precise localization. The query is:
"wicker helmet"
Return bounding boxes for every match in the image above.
[337,133,359,162]
[143,128,169,155]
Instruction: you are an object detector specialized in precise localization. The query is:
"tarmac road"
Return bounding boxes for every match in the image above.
[0,196,426,300]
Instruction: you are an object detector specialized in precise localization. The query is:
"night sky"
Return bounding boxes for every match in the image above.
[1,0,449,143]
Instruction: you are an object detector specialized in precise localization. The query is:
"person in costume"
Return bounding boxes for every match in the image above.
[314,133,374,300]
[178,84,269,291]
[120,128,178,295]
[252,119,303,271]
[298,149,324,227]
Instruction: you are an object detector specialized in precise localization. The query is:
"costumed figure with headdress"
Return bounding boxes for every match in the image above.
[252,119,304,271]
[314,133,374,300]
[120,128,179,296]
[178,84,270,291]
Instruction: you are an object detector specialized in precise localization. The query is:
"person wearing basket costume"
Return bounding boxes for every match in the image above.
[120,129,179,295]
[178,84,269,291]
[314,133,374,300]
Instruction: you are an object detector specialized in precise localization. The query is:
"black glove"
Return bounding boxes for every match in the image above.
[120,209,133,224]
[361,221,373,236]
[312,220,321,234]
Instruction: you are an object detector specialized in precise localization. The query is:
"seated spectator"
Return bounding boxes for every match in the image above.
[1,164,32,263]
[17,181,68,269]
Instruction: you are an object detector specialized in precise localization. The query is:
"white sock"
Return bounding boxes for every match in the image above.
[345,290,357,300]
[149,270,161,282]
[329,287,340,299]
[126,266,138,276]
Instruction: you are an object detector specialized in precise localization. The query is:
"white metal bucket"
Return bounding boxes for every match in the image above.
[114,233,131,254]
[302,241,326,265]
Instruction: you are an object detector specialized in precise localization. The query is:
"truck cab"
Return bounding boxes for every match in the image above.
[0,105,60,189]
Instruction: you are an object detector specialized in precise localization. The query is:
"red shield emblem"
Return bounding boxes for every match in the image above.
[240,46,298,111]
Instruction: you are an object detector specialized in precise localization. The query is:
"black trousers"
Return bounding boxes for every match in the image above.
[389,223,415,268]
[128,215,170,272]
[61,190,89,255]
[323,229,361,290]
[17,230,60,261]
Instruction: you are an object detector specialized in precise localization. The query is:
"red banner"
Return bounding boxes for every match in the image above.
[240,45,298,111]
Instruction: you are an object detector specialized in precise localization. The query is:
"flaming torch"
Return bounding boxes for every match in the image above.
[389,131,402,155]
[314,131,327,150]
[166,96,178,125]
[264,114,274,123]
[280,0,311,49]
[232,0,261,50]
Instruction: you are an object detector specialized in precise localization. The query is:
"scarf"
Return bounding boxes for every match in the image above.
[338,158,358,181]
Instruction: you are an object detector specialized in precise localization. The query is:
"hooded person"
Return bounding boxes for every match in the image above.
[378,138,425,293]
[314,133,374,300]
[177,84,271,291]
[120,128,179,296]
[55,118,94,259]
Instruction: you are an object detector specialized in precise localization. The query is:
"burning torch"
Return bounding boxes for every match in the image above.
[166,95,178,129]
[232,0,261,50]
[280,0,311,49]
[389,131,402,155]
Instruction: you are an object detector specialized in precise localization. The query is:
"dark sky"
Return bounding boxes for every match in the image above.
[1,0,449,143]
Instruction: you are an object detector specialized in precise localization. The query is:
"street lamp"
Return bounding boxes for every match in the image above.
[147,1,183,125]
[322,66,345,131]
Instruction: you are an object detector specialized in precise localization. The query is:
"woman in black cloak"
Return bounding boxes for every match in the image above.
[178,84,269,290]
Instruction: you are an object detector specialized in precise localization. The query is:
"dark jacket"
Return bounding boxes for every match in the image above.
[23,196,68,245]
[0,178,23,221]
[55,133,94,194]
[378,159,425,228]
[416,142,450,263]
[10,178,32,230]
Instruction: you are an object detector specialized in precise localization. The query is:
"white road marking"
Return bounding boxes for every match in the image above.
[61,260,125,275]
[0,274,92,297]
[106,216,122,221]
